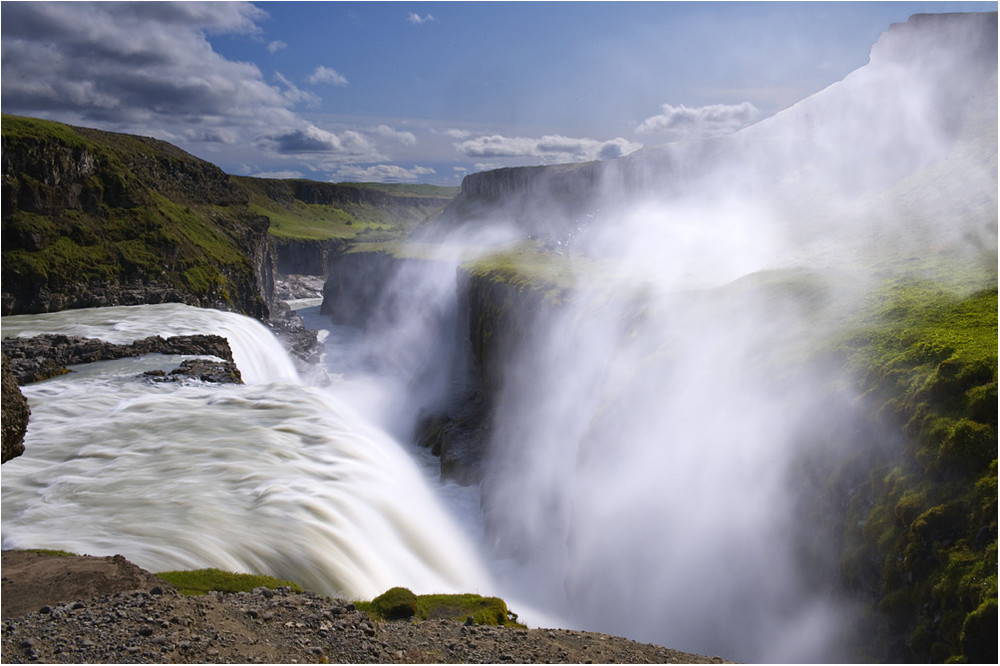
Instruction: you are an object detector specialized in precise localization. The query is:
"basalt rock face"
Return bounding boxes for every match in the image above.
[274,238,350,276]
[413,267,569,485]
[321,251,414,326]
[1,353,31,463]
[436,162,607,242]
[1,115,276,319]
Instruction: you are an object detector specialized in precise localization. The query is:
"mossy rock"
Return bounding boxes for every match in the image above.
[369,586,419,620]
[358,588,519,626]
[960,597,998,663]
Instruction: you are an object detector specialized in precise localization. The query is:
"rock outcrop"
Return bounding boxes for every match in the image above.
[1,353,31,463]
[1,334,237,385]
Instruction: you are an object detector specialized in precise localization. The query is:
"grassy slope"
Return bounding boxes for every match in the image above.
[233,175,457,242]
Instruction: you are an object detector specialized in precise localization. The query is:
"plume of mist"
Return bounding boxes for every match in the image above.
[466,12,996,662]
[330,11,995,662]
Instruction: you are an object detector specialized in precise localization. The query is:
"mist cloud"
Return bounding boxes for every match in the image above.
[454,134,642,163]
[636,102,759,137]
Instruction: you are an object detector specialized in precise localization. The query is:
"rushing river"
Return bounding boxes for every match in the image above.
[0,303,492,601]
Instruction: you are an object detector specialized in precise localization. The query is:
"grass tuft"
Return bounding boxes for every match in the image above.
[155,568,304,596]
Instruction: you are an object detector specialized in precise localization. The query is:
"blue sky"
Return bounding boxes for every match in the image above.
[2,1,995,184]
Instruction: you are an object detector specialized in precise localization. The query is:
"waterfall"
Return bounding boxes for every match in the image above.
[1,304,492,601]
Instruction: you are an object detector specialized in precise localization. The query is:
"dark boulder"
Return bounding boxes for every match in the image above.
[144,358,242,384]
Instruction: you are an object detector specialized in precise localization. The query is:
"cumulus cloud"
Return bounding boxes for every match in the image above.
[0,1,305,146]
[375,124,417,145]
[333,164,436,182]
[407,12,437,25]
[267,40,287,53]
[443,128,472,139]
[258,124,379,158]
[636,102,759,137]
[307,65,348,86]
[453,134,642,163]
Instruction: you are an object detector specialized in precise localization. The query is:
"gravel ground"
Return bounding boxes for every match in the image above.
[1,551,731,664]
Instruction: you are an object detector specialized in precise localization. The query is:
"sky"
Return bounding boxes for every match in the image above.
[2,1,995,185]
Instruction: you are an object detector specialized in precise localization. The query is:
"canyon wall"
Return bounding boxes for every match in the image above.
[2,115,276,319]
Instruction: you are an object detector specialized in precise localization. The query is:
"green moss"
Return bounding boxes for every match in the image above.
[356,588,520,626]
[836,279,997,662]
[155,568,303,596]
[367,586,419,619]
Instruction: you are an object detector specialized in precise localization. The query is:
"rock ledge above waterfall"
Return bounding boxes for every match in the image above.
[1,550,732,664]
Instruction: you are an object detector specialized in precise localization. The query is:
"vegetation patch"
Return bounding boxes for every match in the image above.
[155,568,303,596]
[233,176,456,242]
[356,587,520,626]
[24,548,77,557]
[835,277,997,662]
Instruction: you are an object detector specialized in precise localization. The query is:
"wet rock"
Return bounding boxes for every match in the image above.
[2,333,238,385]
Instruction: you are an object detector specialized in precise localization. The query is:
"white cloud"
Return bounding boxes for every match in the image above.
[274,72,319,106]
[258,124,380,159]
[407,12,437,25]
[636,102,759,137]
[454,134,643,163]
[375,124,417,145]
[333,164,436,182]
[443,128,472,139]
[267,40,287,53]
[307,66,348,86]
[0,1,306,148]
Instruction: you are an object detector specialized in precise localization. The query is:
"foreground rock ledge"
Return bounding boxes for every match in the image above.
[0,551,730,664]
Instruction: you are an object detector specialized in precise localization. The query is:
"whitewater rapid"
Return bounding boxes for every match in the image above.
[0,303,492,601]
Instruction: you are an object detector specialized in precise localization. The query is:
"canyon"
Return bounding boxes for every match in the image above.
[1,11,996,663]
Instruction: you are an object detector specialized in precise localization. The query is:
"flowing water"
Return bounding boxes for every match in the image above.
[0,303,492,601]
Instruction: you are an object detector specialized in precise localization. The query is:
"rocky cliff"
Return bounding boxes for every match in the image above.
[1,115,276,318]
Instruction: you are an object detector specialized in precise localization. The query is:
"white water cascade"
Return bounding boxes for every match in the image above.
[1,303,492,601]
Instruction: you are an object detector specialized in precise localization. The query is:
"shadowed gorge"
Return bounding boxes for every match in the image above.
[1,10,996,665]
